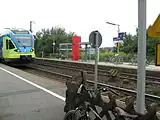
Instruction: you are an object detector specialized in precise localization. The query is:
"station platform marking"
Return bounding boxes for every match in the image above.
[0,67,66,101]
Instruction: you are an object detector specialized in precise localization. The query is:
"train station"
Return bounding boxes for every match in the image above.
[0,0,160,120]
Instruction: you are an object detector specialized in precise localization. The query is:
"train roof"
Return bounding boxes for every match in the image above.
[0,28,32,37]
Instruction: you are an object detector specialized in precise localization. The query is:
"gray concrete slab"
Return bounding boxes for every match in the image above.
[0,64,66,120]
[0,91,65,120]
[0,64,67,97]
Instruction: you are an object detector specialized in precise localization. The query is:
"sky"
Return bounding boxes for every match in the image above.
[0,0,159,47]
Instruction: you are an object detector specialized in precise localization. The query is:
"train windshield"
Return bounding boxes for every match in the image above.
[15,36,32,47]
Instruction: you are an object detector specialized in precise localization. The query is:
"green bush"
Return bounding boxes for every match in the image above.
[80,52,95,60]
[99,52,114,61]
[80,51,132,62]
[99,51,131,62]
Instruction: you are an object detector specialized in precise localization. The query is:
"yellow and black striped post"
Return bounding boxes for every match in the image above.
[116,42,120,53]
[108,69,120,78]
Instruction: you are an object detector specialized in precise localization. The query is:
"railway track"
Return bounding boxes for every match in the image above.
[16,61,160,118]
[52,63,160,83]
[24,63,160,102]
[3,58,156,119]
[28,61,160,96]
[33,59,160,83]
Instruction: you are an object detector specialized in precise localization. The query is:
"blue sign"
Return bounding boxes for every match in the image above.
[113,37,118,41]
[118,32,126,40]
[113,37,121,41]
[113,32,126,42]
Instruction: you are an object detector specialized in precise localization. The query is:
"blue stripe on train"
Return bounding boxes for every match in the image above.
[18,47,31,52]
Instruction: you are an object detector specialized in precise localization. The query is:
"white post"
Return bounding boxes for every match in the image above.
[53,42,54,55]
[97,48,99,62]
[42,51,44,58]
[89,47,92,61]
[136,0,146,114]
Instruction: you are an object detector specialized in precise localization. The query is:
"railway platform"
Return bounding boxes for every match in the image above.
[36,58,160,72]
[0,63,66,120]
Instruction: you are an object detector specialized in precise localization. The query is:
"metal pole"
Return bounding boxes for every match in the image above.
[105,22,120,53]
[89,47,91,61]
[53,45,54,54]
[67,35,69,59]
[85,44,88,62]
[136,0,146,114]
[67,45,68,59]
[97,48,99,61]
[42,51,44,58]
[53,42,55,55]
[94,32,99,90]
[30,21,32,33]
[58,44,60,59]
[117,25,120,53]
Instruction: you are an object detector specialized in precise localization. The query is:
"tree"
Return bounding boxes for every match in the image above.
[120,33,138,54]
[119,27,160,61]
[34,26,76,57]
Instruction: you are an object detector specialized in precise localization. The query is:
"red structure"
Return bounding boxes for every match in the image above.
[72,36,81,60]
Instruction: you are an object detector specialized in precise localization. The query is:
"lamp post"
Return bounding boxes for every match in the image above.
[30,21,35,33]
[106,22,120,53]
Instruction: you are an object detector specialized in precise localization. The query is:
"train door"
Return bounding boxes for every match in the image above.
[2,37,16,60]
[2,37,15,57]
[2,38,9,58]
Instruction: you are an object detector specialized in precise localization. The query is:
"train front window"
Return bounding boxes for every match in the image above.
[9,40,15,49]
[15,36,32,47]
[6,39,15,49]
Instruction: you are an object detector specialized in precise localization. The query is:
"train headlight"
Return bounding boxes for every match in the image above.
[14,49,19,52]
[30,48,34,52]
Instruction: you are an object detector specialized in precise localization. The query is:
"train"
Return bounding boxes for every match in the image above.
[0,28,35,64]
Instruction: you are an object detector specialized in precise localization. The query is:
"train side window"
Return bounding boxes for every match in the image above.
[6,39,9,49]
[0,42,2,49]
[9,40,15,49]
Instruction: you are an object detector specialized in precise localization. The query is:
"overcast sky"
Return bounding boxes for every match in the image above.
[0,0,159,47]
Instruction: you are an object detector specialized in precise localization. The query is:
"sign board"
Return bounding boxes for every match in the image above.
[147,15,160,38]
[89,31,102,48]
[113,37,123,46]
[156,43,160,66]
[118,32,126,40]
[113,37,119,41]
